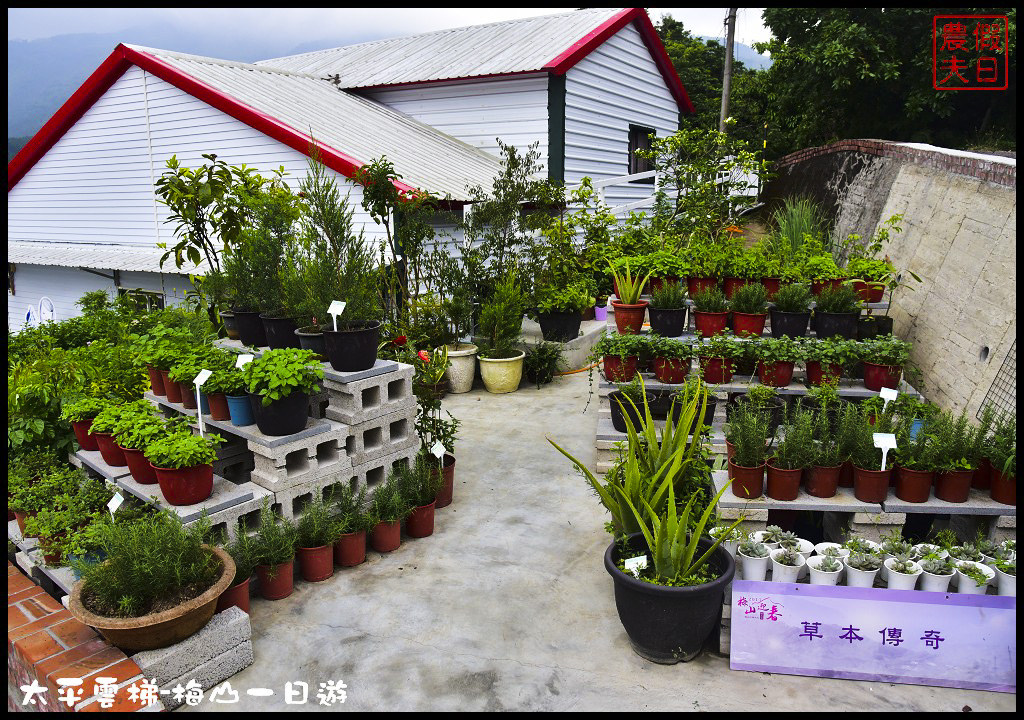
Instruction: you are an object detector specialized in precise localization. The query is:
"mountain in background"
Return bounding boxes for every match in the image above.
[699,36,772,71]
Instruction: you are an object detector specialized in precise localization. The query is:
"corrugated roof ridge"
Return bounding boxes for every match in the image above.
[125,44,326,81]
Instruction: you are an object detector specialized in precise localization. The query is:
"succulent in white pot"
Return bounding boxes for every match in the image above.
[910,543,947,562]
[955,561,995,595]
[884,556,923,590]
[843,537,880,556]
[779,533,815,579]
[878,536,913,582]
[752,525,785,550]
[919,556,956,593]
[814,541,850,559]
[978,542,1014,587]
[993,559,1015,597]
[807,554,843,586]
[769,548,805,583]
[710,524,745,557]
[738,540,771,581]
[845,552,883,588]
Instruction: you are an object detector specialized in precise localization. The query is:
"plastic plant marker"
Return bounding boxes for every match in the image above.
[236,354,254,369]
[430,441,446,459]
[328,300,347,332]
[624,555,648,578]
[880,387,899,413]
[873,433,898,471]
[194,369,213,437]
[107,492,124,518]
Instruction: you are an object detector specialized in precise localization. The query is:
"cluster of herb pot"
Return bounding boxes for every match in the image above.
[144,431,223,470]
[242,348,324,405]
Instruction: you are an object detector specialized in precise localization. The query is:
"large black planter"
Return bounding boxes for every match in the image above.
[769,309,810,338]
[249,391,310,436]
[294,326,327,359]
[605,533,734,663]
[609,391,655,433]
[727,395,786,436]
[260,314,301,349]
[814,311,859,339]
[648,307,688,337]
[667,395,718,433]
[857,315,894,340]
[537,311,583,342]
[220,311,240,341]
[323,322,382,372]
[234,310,267,347]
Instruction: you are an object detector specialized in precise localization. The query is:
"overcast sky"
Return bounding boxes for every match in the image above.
[7,7,772,48]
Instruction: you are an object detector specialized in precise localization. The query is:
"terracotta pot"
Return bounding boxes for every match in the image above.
[612,301,648,334]
[215,578,250,614]
[757,360,795,388]
[862,362,902,391]
[725,439,735,480]
[256,561,294,600]
[766,462,802,501]
[121,446,158,485]
[761,278,781,299]
[895,467,934,503]
[334,531,367,567]
[811,278,846,296]
[852,280,886,303]
[972,457,993,490]
[14,510,30,536]
[989,470,1016,506]
[93,432,127,467]
[729,458,765,499]
[693,311,728,338]
[687,277,718,297]
[39,536,63,566]
[700,356,734,384]
[370,520,401,552]
[652,357,690,384]
[732,312,767,338]
[806,464,841,498]
[432,454,456,509]
[806,360,842,386]
[839,460,854,488]
[723,277,753,300]
[934,469,973,503]
[71,419,99,451]
[69,545,235,651]
[179,383,198,410]
[603,355,639,383]
[853,465,891,503]
[153,463,214,505]
[297,545,334,582]
[145,364,166,396]
[406,502,436,539]
[206,392,231,421]
[161,369,182,403]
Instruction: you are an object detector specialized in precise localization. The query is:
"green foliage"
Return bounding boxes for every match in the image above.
[396,455,444,508]
[725,402,771,468]
[802,253,843,281]
[931,410,977,472]
[920,556,955,576]
[242,348,325,405]
[805,336,858,367]
[89,400,155,435]
[769,197,833,257]
[692,287,728,313]
[730,282,769,314]
[608,260,651,305]
[738,540,769,558]
[203,365,247,396]
[814,285,861,314]
[326,484,373,535]
[847,553,882,572]
[858,334,912,366]
[253,501,297,567]
[144,431,223,469]
[774,406,815,470]
[224,531,258,585]
[524,342,565,389]
[296,498,338,549]
[746,383,778,407]
[957,562,990,588]
[368,474,410,525]
[477,271,525,359]
[535,282,592,314]
[695,333,743,362]
[112,414,168,452]
[770,283,812,313]
[649,280,688,310]
[167,345,234,384]
[590,333,650,362]
[816,555,843,573]
[59,397,106,423]
[986,411,1016,477]
[758,336,804,364]
[649,336,694,362]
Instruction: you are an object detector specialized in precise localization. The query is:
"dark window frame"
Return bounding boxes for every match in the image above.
[628,124,656,183]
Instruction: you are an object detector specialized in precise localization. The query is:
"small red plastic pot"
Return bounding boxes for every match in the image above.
[71,419,99,451]
[934,469,973,503]
[729,459,765,499]
[432,454,457,509]
[766,462,801,501]
[653,357,690,384]
[895,467,934,503]
[121,446,158,485]
[406,502,436,539]
[700,356,734,384]
[852,280,885,303]
[853,465,892,503]
[989,470,1016,506]
[334,531,367,567]
[206,392,231,421]
[806,360,843,386]
[806,464,841,498]
[723,277,753,300]
[153,463,214,505]
[693,311,729,338]
[179,383,198,410]
[757,361,795,388]
[298,545,335,582]
[839,460,854,488]
[93,432,128,467]
[612,301,648,334]
[811,278,846,296]
[146,364,166,396]
[862,362,902,391]
[603,355,639,383]
[732,312,767,338]
[216,578,251,614]
[971,457,992,490]
[725,439,735,480]
[159,369,181,403]
[14,511,31,536]
[256,561,294,600]
[761,277,781,299]
[687,277,718,298]
[370,520,401,552]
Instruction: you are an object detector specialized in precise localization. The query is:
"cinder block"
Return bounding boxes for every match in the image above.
[157,640,254,710]
[132,607,251,688]
[324,363,415,425]
[248,421,353,492]
[343,406,418,467]
[247,419,349,465]
[352,445,420,496]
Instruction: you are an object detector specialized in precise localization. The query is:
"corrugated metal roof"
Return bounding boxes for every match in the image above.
[9,241,204,274]
[130,45,506,200]
[255,8,623,87]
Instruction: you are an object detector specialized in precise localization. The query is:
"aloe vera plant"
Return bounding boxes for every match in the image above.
[609,260,652,305]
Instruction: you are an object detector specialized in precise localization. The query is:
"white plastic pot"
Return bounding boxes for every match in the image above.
[444,343,478,393]
[769,549,805,583]
[814,541,848,557]
[955,561,996,595]
[751,531,780,550]
[793,538,815,580]
[912,543,947,560]
[919,569,954,593]
[995,567,1016,597]
[738,550,770,581]
[806,555,843,586]
[884,558,922,590]
[710,528,740,557]
[845,562,880,588]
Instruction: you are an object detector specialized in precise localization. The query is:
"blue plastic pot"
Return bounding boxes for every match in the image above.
[226,394,255,427]
[909,418,924,441]
[199,390,211,415]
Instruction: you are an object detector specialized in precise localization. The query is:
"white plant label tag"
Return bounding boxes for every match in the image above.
[624,555,648,578]
[879,387,899,413]
[107,492,124,517]
[430,441,446,459]
[873,433,898,471]
[193,369,213,387]
[235,354,254,369]
[327,300,347,332]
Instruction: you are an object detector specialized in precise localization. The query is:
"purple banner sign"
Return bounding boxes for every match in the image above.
[730,580,1016,693]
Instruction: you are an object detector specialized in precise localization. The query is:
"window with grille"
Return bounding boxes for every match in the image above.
[628,125,655,183]
[117,288,165,312]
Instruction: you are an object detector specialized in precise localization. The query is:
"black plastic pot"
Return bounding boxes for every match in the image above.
[605,533,734,663]
[234,310,267,347]
[249,390,310,436]
[323,321,382,372]
[537,311,583,342]
[648,307,688,337]
[609,391,655,433]
[294,326,327,358]
[727,395,786,436]
[814,311,859,340]
[220,311,240,340]
[857,315,894,339]
[667,395,718,433]
[260,314,301,349]
[769,309,810,338]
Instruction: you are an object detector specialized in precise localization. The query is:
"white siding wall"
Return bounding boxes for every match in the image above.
[363,74,549,172]
[563,22,678,211]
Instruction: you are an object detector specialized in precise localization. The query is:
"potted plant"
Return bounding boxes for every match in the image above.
[643,249,689,292]
[683,232,721,297]
[769,283,812,338]
[737,540,771,581]
[757,336,803,387]
[804,337,854,386]
[648,280,688,337]
[216,531,257,614]
[769,547,805,583]
[202,365,244,422]
[691,287,729,338]
[398,456,444,538]
[296,498,338,582]
[88,402,153,467]
[802,252,844,296]
[806,415,843,498]
[242,348,324,436]
[9,456,66,535]
[885,555,923,590]
[477,271,527,393]
[752,525,784,549]
[994,559,1016,597]
[535,281,591,341]
[649,336,692,385]
[113,413,168,485]
[328,484,371,567]
[766,407,814,501]
[709,524,745,557]
[368,475,409,552]
[608,376,655,433]
[608,261,651,335]
[144,430,223,506]
[849,410,893,502]
[892,414,939,503]
[591,333,649,383]
[319,241,383,371]
[725,403,771,499]
[931,410,977,503]
[253,501,298,600]
[845,257,892,303]
[668,374,718,434]
[801,380,847,436]
[955,561,995,595]
[129,324,195,397]
[807,554,844,586]
[61,397,106,452]
[68,512,234,651]
[987,411,1016,505]
[845,552,882,587]
[730,383,786,436]
[696,332,741,384]
[919,555,956,593]
[813,285,861,340]
[844,537,880,555]
[729,282,770,338]
[859,334,912,391]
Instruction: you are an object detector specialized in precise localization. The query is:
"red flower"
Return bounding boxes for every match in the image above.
[393,335,408,347]
[418,351,430,364]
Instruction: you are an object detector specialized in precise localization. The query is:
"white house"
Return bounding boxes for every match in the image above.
[7,7,694,328]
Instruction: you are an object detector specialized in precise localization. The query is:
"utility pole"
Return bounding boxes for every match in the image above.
[719,7,738,133]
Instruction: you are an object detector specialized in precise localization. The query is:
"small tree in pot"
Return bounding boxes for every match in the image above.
[692,287,730,338]
[368,475,409,553]
[477,270,527,393]
[648,280,689,337]
[767,406,814,500]
[397,455,444,539]
[328,484,372,567]
[296,498,338,582]
[729,282,770,337]
[253,501,298,600]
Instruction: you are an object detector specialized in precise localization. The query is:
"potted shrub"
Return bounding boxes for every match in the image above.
[844,552,882,587]
[319,240,383,371]
[144,430,223,506]
[696,332,741,384]
[738,540,771,581]
[802,252,844,296]
[591,333,648,383]
[804,337,854,386]
[692,287,730,338]
[885,555,923,590]
[846,257,891,303]
[807,554,843,586]
[931,410,977,503]
[769,547,805,583]
[398,456,444,539]
[608,376,656,433]
[955,561,995,595]
[61,397,106,452]
[113,413,168,485]
[477,271,526,393]
[769,283,812,338]
[535,281,591,341]
[813,285,861,340]
[848,411,893,503]
[88,402,153,467]
[68,512,234,651]
[757,336,803,387]
[892,414,939,503]
[608,261,651,335]
[217,532,257,614]
[994,559,1015,597]
[296,498,338,582]
[806,415,843,498]
[919,555,956,593]
[801,380,847,436]
[729,282,770,338]
[859,334,912,391]
[242,348,324,436]
[725,403,771,499]
[987,413,1016,505]
[649,336,692,385]
[329,484,371,567]
[766,407,814,501]
[730,383,786,436]
[368,475,408,552]
[253,501,298,600]
[647,280,689,337]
